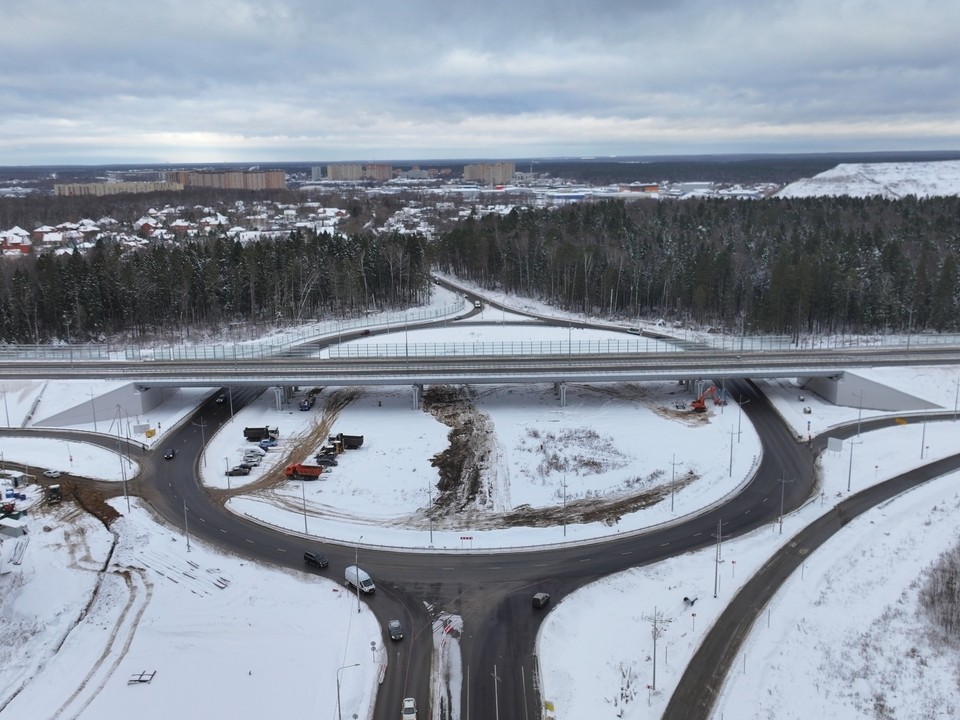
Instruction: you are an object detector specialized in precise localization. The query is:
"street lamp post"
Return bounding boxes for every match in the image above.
[336,663,360,720]
[355,535,363,613]
[193,419,207,467]
[847,439,861,492]
[183,499,191,552]
[737,396,751,443]
[778,477,794,535]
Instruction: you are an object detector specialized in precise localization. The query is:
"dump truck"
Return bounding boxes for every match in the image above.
[284,463,325,481]
[329,432,364,450]
[244,426,279,442]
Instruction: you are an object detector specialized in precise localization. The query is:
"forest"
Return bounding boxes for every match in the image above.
[0,230,430,343]
[0,192,958,343]
[433,195,960,336]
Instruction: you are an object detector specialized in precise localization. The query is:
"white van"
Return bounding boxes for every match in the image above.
[345,565,376,594]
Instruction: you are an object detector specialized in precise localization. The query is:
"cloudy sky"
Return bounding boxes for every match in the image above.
[2,0,959,165]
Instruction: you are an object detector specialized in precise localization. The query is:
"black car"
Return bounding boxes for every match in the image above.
[303,550,328,568]
[226,466,250,476]
[314,455,338,467]
[388,619,404,640]
[163,448,176,460]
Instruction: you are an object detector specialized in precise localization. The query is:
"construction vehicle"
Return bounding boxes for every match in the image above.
[329,433,363,450]
[284,463,325,481]
[47,484,62,504]
[244,426,279,442]
[691,386,725,413]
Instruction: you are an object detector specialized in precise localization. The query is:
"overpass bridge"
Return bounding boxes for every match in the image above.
[2,344,959,388]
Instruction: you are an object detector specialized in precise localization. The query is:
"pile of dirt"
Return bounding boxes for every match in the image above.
[41,478,121,529]
[422,385,495,515]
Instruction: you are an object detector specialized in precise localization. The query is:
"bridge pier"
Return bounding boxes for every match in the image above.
[412,384,423,410]
[555,381,566,407]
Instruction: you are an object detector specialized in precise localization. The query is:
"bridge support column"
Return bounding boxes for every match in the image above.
[555,381,567,407]
[412,384,423,410]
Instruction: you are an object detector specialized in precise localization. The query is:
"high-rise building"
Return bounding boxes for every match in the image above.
[463,162,516,186]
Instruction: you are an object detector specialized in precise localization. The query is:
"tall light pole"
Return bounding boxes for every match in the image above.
[183,499,191,552]
[778,477,794,535]
[193,419,207,466]
[562,475,567,537]
[737,396,751,443]
[336,662,360,720]
[856,390,864,437]
[355,535,363,613]
[302,481,308,534]
[847,438,861,492]
[670,455,683,512]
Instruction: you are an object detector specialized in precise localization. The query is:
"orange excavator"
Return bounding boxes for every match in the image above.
[691,385,725,413]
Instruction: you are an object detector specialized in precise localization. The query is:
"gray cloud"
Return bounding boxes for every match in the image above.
[1,0,958,164]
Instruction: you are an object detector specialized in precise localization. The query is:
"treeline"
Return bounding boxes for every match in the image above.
[434,196,960,335]
[0,230,431,343]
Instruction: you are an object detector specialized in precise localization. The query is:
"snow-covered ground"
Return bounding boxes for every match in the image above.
[2,287,959,719]
[776,159,960,199]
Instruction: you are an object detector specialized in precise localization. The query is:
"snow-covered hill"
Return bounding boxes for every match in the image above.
[776,159,960,199]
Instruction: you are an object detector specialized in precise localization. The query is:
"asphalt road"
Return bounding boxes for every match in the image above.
[9,324,955,718]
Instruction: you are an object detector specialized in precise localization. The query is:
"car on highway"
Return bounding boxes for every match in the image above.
[43,469,61,479]
[225,466,250,476]
[360,329,371,336]
[163,448,176,460]
[388,619,403,641]
[401,697,417,720]
[303,550,328,569]
[215,393,226,404]
[627,327,642,335]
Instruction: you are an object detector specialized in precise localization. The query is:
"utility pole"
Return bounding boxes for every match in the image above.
[713,519,722,598]
[778,477,794,535]
[846,438,861,492]
[670,455,683,512]
[728,425,737,477]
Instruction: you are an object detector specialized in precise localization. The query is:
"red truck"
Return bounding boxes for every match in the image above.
[284,463,325,481]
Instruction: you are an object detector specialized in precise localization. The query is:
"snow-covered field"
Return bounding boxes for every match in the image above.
[776,159,960,199]
[2,283,959,719]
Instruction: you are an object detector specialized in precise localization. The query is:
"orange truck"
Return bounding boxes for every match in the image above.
[284,463,325,481]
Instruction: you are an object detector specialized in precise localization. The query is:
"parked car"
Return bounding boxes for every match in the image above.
[225,466,250,476]
[314,456,338,467]
[43,469,61,479]
[388,619,404,641]
[259,438,278,449]
[241,454,262,466]
[401,698,417,720]
[244,447,265,457]
[303,550,328,569]
[238,462,255,471]
[164,448,176,460]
